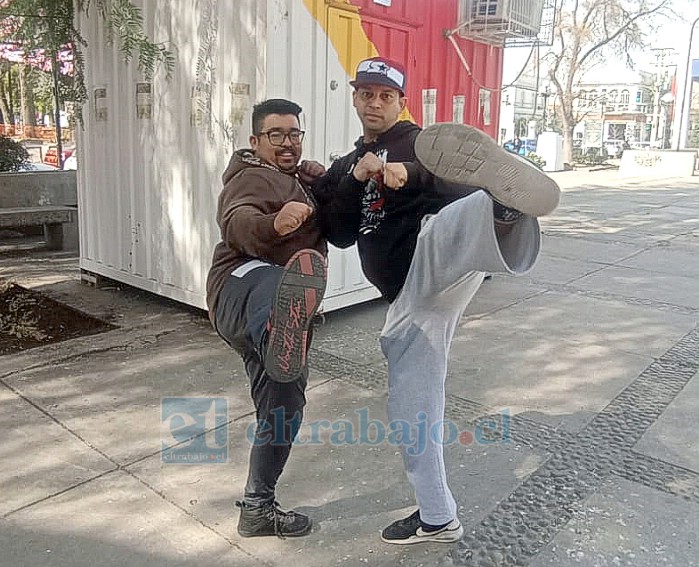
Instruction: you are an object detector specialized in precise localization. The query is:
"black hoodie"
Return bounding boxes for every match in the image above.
[313,121,467,302]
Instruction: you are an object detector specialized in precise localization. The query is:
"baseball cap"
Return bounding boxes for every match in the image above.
[350,57,406,95]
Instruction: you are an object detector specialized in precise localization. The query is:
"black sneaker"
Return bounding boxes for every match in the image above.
[381,509,464,545]
[265,249,327,383]
[493,201,524,224]
[236,500,312,538]
[414,123,560,217]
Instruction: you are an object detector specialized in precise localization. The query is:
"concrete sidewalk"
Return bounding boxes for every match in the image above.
[1,170,698,566]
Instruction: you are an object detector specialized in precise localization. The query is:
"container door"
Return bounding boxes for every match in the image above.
[322,6,378,311]
[324,7,416,161]
[322,6,416,311]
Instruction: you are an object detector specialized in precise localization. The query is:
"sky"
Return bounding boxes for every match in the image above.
[631,0,699,73]
[503,0,699,87]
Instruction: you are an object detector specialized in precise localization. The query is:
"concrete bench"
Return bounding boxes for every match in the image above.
[619,149,697,178]
[0,206,77,250]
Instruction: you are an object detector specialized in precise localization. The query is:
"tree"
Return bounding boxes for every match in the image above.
[0,61,18,124]
[544,0,674,162]
[18,63,35,126]
[0,0,174,163]
[0,134,29,170]
[1,0,175,106]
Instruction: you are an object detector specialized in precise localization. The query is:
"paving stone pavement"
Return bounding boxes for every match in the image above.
[0,170,698,566]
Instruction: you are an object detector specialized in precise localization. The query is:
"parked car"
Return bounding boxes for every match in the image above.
[43,145,75,168]
[503,138,537,156]
[13,162,58,172]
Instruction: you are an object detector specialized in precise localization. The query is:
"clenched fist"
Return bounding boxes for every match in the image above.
[274,201,314,236]
[384,162,408,189]
[298,160,326,184]
[352,152,385,182]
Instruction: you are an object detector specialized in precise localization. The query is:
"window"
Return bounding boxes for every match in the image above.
[621,90,630,105]
[608,123,626,140]
[609,90,618,104]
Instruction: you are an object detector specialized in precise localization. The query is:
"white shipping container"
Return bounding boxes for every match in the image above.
[77,0,380,312]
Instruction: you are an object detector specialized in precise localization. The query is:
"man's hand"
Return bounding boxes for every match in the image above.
[384,162,408,189]
[298,160,326,184]
[352,152,385,182]
[274,201,314,236]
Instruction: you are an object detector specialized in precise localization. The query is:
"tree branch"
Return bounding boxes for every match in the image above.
[578,0,669,68]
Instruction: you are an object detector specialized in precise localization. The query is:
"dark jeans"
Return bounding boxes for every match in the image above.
[215,265,308,507]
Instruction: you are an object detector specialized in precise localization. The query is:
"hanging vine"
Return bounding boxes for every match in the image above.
[0,0,174,121]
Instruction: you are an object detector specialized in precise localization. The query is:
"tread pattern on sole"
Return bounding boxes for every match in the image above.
[415,123,560,217]
[265,249,327,383]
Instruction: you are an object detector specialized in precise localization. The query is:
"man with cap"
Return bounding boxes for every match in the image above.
[312,57,560,544]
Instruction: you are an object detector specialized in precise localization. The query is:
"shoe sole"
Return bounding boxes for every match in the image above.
[380,522,464,545]
[238,522,313,538]
[414,123,561,217]
[265,249,327,383]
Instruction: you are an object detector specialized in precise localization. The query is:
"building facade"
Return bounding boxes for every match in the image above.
[499,47,541,144]
[571,74,654,154]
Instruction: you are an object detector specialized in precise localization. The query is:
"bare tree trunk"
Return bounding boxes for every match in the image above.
[18,65,37,127]
[0,65,12,127]
[556,95,576,164]
[0,79,11,126]
[51,50,63,168]
[562,126,575,164]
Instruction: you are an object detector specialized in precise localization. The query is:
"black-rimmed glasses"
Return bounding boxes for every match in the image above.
[258,129,305,145]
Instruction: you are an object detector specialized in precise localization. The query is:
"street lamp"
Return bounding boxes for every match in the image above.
[600,96,607,151]
[675,16,699,151]
[540,86,551,131]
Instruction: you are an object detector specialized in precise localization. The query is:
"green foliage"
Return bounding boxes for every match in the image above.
[575,147,609,166]
[0,135,30,172]
[0,0,174,120]
[0,62,20,121]
[688,114,699,148]
[79,0,175,79]
[31,67,57,115]
[524,152,546,170]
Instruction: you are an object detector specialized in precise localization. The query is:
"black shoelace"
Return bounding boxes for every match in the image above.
[265,501,295,538]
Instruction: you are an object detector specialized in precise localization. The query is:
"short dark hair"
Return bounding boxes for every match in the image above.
[251,99,302,135]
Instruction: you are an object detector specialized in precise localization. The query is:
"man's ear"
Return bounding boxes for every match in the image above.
[250,135,258,150]
[399,96,407,111]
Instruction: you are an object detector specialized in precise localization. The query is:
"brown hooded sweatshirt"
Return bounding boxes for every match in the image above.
[206,149,327,324]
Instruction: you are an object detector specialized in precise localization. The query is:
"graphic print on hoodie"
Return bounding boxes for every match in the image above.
[358,148,388,235]
[313,121,464,302]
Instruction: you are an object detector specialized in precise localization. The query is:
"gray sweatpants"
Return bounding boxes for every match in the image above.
[379,190,540,525]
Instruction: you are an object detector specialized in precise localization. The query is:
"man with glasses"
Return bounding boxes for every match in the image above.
[313,57,560,545]
[206,98,327,538]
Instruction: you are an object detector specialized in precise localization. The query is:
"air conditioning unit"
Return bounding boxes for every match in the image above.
[458,0,546,43]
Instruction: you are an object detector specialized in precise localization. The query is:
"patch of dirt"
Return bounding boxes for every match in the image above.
[0,282,115,355]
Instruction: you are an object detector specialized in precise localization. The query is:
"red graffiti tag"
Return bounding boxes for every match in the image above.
[277,299,303,372]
